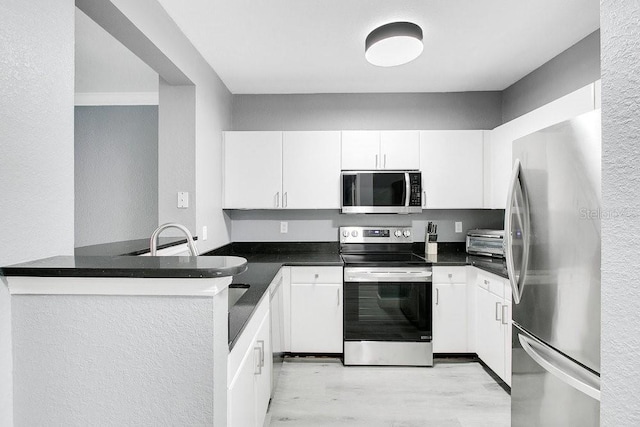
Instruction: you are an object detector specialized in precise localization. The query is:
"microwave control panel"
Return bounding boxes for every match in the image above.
[409,172,422,207]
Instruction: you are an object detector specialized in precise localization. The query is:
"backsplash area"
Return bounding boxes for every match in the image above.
[226,209,504,243]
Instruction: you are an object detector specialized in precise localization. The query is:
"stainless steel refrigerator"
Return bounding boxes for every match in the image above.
[506,110,601,426]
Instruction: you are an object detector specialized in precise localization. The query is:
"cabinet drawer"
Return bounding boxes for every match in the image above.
[290,267,342,284]
[477,271,504,298]
[432,266,467,283]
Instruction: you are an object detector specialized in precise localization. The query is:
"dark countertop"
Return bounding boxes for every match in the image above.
[210,241,507,351]
[207,243,343,350]
[0,255,247,279]
[74,236,196,257]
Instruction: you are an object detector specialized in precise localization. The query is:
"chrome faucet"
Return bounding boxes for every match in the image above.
[149,223,199,256]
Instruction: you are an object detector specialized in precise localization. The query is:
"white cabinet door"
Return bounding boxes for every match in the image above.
[432,283,469,353]
[254,311,272,427]
[227,342,258,427]
[420,130,484,208]
[282,131,341,209]
[224,131,283,209]
[290,268,343,353]
[380,131,420,170]
[476,285,505,379]
[502,296,512,386]
[341,131,380,170]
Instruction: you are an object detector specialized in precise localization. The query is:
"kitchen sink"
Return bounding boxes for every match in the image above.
[228,284,249,307]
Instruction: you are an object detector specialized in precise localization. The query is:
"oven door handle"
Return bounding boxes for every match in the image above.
[344,270,433,283]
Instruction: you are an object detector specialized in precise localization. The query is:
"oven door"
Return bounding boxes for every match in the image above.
[343,267,432,342]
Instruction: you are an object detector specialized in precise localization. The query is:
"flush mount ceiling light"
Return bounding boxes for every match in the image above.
[365,22,423,67]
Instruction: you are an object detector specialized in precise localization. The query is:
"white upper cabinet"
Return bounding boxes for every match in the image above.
[224,131,283,209]
[341,130,419,170]
[419,130,484,209]
[282,131,341,209]
[380,131,420,170]
[341,131,380,170]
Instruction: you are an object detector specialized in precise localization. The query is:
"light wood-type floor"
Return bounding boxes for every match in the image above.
[267,357,510,427]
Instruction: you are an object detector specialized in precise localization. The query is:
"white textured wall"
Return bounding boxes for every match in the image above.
[0,0,75,424]
[12,295,215,425]
[601,2,640,425]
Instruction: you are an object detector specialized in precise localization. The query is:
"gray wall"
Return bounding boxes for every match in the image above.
[233,92,503,131]
[228,210,504,243]
[502,30,601,123]
[0,1,75,424]
[12,295,215,425]
[75,106,159,247]
[601,3,640,425]
[158,82,196,233]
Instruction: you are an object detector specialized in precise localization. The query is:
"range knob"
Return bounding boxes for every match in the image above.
[403,229,411,238]
[394,230,402,238]
[342,230,350,237]
[351,230,359,237]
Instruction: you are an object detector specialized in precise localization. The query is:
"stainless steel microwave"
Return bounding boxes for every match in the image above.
[341,171,422,214]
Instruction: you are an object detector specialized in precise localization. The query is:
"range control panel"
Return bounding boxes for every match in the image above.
[340,226,413,244]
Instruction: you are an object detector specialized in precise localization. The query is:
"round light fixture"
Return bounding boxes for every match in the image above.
[365,22,423,67]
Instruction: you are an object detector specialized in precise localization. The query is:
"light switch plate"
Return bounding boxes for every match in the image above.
[455,221,463,233]
[280,222,288,233]
[202,226,208,241]
[177,192,189,208]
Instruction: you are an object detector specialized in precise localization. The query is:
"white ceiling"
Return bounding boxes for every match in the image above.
[157,0,599,94]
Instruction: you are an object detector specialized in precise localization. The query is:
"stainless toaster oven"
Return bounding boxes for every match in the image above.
[466,229,505,257]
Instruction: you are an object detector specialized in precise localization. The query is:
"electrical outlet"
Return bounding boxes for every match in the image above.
[202,226,208,241]
[177,192,189,208]
[455,221,463,233]
[280,221,288,233]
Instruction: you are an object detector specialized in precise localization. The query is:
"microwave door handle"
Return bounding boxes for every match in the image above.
[405,173,410,207]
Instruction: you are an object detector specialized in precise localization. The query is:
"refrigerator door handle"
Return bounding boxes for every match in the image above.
[518,333,601,401]
[504,158,530,304]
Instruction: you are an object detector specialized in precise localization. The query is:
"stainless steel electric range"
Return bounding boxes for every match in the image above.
[340,226,433,366]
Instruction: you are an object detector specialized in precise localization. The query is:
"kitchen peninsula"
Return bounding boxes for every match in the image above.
[0,254,246,426]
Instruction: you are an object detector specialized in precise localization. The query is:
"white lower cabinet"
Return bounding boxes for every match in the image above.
[290,267,343,353]
[228,297,272,427]
[432,267,471,353]
[474,269,511,386]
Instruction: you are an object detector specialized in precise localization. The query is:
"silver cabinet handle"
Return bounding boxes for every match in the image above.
[435,288,439,305]
[257,339,265,367]
[423,190,426,207]
[518,333,600,401]
[383,154,387,168]
[283,192,288,208]
[336,289,340,306]
[495,302,502,321]
[274,192,280,208]
[254,346,262,375]
[484,279,490,285]
[375,154,379,169]
[501,304,508,325]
